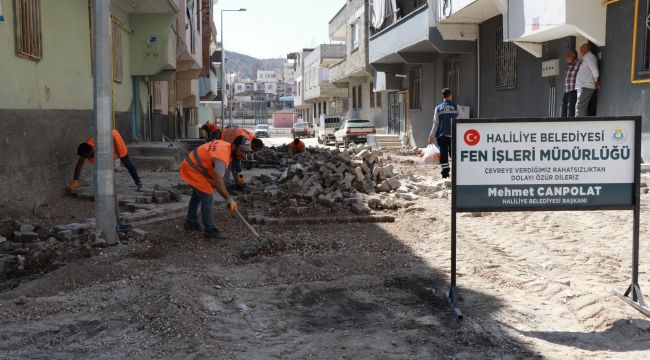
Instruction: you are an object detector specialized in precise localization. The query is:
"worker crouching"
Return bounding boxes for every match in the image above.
[180,136,253,240]
[288,138,305,155]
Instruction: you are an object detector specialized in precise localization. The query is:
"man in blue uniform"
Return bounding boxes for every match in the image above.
[428,88,464,179]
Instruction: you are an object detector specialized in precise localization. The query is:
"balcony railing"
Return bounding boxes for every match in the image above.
[370,0,428,36]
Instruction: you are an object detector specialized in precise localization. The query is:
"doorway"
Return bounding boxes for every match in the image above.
[387,91,407,135]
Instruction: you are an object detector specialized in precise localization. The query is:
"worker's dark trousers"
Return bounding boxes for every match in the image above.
[437,136,452,178]
[120,155,142,186]
[561,90,577,117]
[187,187,216,232]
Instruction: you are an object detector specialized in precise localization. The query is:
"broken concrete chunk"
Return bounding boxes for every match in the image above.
[18,224,35,233]
[128,228,147,241]
[317,194,336,208]
[377,180,391,193]
[351,203,372,214]
[13,231,39,244]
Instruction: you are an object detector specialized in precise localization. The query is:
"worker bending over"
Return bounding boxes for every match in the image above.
[201,122,221,141]
[288,138,305,155]
[180,136,253,240]
[219,127,264,185]
[69,129,143,191]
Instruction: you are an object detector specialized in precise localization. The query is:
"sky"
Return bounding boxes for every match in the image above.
[215,0,346,59]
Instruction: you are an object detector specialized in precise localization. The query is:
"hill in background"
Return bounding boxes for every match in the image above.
[225,51,286,79]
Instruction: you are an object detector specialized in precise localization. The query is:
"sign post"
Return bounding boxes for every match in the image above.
[449,116,648,318]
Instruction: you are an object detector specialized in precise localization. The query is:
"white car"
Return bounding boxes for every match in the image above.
[334,119,376,149]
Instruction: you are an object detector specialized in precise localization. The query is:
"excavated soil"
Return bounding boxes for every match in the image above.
[2,155,650,359]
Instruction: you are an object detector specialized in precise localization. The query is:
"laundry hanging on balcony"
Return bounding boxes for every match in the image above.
[370,0,398,30]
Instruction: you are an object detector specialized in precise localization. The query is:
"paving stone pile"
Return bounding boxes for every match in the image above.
[245,144,430,216]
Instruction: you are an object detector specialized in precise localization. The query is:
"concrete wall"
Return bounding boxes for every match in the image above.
[599,1,650,161]
[0,0,150,213]
[0,0,93,110]
[0,110,92,215]
[479,16,573,118]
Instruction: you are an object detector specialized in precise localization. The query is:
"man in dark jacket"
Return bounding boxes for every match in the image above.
[428,88,464,179]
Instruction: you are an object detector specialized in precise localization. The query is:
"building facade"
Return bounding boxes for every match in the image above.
[0,0,216,212]
[329,0,388,131]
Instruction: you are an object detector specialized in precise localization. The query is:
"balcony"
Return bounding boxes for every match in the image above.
[329,0,364,41]
[438,0,502,24]
[369,2,474,66]
[507,0,606,47]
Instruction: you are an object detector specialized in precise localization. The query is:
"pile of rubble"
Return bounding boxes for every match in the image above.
[0,217,148,281]
[254,145,290,168]
[247,144,426,216]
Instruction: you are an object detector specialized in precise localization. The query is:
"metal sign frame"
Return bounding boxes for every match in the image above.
[448,116,646,319]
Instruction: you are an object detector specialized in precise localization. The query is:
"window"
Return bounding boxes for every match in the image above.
[643,0,650,71]
[13,0,43,61]
[352,85,357,109]
[351,21,360,50]
[376,89,382,108]
[111,20,123,83]
[495,26,517,88]
[444,56,461,102]
[409,67,422,109]
[357,84,363,109]
[369,82,375,108]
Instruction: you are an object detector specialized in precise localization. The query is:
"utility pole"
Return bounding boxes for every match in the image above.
[92,0,118,245]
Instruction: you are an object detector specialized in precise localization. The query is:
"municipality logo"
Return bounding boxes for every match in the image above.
[611,128,626,143]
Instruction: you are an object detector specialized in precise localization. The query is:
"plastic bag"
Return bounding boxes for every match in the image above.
[420,144,441,165]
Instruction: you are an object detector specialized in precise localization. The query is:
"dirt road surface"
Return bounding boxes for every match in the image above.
[2,145,650,359]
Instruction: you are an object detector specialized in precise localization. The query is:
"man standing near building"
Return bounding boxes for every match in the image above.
[575,43,600,117]
[428,88,464,179]
[561,49,580,117]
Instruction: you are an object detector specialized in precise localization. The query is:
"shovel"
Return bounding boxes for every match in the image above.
[234,209,269,250]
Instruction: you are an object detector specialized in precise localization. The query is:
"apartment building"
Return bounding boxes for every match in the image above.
[329,0,388,131]
[302,44,349,127]
[0,0,216,211]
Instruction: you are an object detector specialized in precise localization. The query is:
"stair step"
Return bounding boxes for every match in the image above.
[129,156,179,171]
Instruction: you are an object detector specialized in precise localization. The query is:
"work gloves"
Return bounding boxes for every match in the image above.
[237,175,246,185]
[67,180,80,190]
[227,198,238,214]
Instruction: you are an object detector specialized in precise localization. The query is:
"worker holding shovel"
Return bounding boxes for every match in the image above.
[179,136,253,240]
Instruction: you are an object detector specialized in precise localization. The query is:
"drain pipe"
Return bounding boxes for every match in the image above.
[476,28,481,117]
[92,0,118,245]
[131,76,138,140]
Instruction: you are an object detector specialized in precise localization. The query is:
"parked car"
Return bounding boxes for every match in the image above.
[334,119,376,149]
[317,115,342,145]
[291,122,311,138]
[254,124,270,138]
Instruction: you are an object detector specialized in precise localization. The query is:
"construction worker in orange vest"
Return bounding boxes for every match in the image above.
[201,122,221,141]
[218,127,264,185]
[68,129,143,191]
[288,138,305,155]
[180,135,253,240]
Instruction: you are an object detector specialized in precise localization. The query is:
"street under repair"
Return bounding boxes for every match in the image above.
[2,137,650,359]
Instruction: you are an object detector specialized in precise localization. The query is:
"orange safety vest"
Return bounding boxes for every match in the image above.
[86,129,128,164]
[289,141,305,154]
[180,140,232,194]
[220,127,255,144]
[204,123,220,134]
